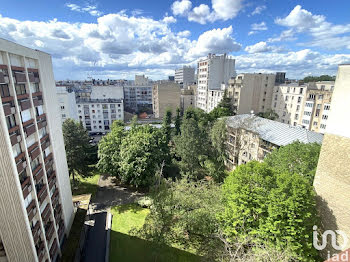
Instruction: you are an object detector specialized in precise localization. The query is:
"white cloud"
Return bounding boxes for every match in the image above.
[163,16,177,23]
[251,5,266,16]
[65,3,103,17]
[267,29,296,43]
[188,4,212,24]
[275,5,350,50]
[172,0,245,24]
[0,13,242,79]
[171,0,192,16]
[188,26,241,57]
[244,41,285,54]
[251,22,267,31]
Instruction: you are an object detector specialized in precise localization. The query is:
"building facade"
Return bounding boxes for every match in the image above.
[0,39,74,262]
[123,75,153,113]
[228,73,276,115]
[225,114,323,170]
[152,81,181,118]
[56,86,78,123]
[180,85,196,112]
[196,54,236,112]
[207,84,226,112]
[175,66,195,89]
[313,64,350,258]
[272,83,308,126]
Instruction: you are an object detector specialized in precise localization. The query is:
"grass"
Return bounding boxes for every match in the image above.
[70,170,100,197]
[109,204,201,262]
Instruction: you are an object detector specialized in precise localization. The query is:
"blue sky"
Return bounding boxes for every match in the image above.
[1,0,350,80]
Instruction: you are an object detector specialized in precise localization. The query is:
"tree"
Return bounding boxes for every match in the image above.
[303,75,335,83]
[97,120,125,176]
[137,178,224,260]
[174,117,209,179]
[209,89,233,120]
[264,141,321,182]
[219,161,319,261]
[174,107,181,135]
[257,109,279,120]
[62,119,93,187]
[162,108,172,144]
[118,125,164,187]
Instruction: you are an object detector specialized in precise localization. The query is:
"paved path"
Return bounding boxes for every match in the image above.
[81,174,144,262]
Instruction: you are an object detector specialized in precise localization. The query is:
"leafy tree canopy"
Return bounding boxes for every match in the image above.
[257,109,279,120]
[303,75,335,83]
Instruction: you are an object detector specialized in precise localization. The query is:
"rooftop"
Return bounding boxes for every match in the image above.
[225,114,323,146]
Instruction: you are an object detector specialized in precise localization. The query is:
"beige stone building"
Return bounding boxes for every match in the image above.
[225,114,323,170]
[180,84,196,112]
[228,73,276,115]
[152,81,181,118]
[0,39,74,262]
[313,64,350,258]
[272,82,308,126]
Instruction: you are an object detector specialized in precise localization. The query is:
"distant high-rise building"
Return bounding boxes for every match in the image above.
[228,73,276,115]
[313,64,350,258]
[275,72,286,84]
[56,86,78,123]
[152,81,181,118]
[0,38,74,262]
[196,54,236,112]
[175,66,195,89]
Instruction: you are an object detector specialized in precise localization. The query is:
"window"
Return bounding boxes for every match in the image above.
[322,115,328,120]
[318,95,324,100]
[39,127,46,139]
[6,114,16,129]
[36,105,43,116]
[60,106,65,110]
[24,194,33,209]
[12,143,22,157]
[320,124,326,129]
[297,97,302,103]
[313,121,318,126]
[299,88,303,94]
[274,102,277,108]
[324,105,330,110]
[26,134,36,147]
[62,114,66,118]
[285,95,289,102]
[296,105,300,111]
[31,157,40,171]
[302,119,310,125]
[283,112,286,116]
[0,84,11,97]
[15,84,26,95]
[295,114,299,120]
[110,104,115,109]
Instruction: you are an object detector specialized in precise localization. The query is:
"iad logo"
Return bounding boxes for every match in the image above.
[313,225,349,251]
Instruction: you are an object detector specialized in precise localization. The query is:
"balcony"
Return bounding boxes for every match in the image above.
[52,187,59,199]
[37,115,47,129]
[54,204,62,222]
[44,153,53,168]
[9,131,21,146]
[33,97,43,107]
[45,221,55,242]
[33,164,44,183]
[41,204,51,223]
[36,241,45,262]
[21,175,32,199]
[31,221,41,244]
[49,241,58,260]
[13,71,27,83]
[15,152,26,174]
[40,135,50,151]
[3,102,15,116]
[8,124,19,134]
[23,120,36,137]
[18,98,31,111]
[16,93,29,100]
[48,172,56,190]
[27,200,37,221]
[36,183,47,204]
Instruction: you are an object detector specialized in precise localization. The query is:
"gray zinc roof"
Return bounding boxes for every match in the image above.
[225,114,323,146]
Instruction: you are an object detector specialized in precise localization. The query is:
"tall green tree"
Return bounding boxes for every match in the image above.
[162,108,172,144]
[62,119,92,187]
[97,120,125,176]
[174,107,181,135]
[257,109,279,120]
[264,141,321,182]
[209,89,233,120]
[118,125,164,187]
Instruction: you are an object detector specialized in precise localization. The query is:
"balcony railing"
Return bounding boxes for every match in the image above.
[18,98,31,111]
[45,222,55,241]
[36,241,45,262]
[36,183,47,204]
[33,164,44,183]
[27,200,37,221]
[31,221,41,244]
[3,102,15,116]
[32,91,42,97]
[15,152,26,174]
[41,204,51,223]
[21,176,32,198]
[9,131,21,146]
[49,241,58,259]
[33,97,43,107]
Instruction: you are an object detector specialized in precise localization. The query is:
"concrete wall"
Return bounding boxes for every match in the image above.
[153,82,181,118]
[313,64,350,258]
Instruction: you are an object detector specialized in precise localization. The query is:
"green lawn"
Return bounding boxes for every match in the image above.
[109,204,201,262]
[70,170,100,197]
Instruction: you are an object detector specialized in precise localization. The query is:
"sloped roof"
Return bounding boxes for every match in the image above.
[225,114,323,146]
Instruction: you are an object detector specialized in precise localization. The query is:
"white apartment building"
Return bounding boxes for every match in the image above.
[207,84,226,112]
[196,54,236,112]
[175,66,195,89]
[56,86,78,123]
[77,85,124,133]
[0,38,74,262]
[272,83,308,126]
[228,73,276,115]
[123,75,153,113]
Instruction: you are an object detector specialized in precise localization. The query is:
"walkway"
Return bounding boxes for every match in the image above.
[81,174,143,262]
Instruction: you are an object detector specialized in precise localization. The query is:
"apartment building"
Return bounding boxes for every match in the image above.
[225,114,323,170]
[56,86,78,123]
[152,81,181,118]
[180,84,197,112]
[0,39,74,262]
[77,86,124,133]
[196,54,236,112]
[228,73,276,115]
[313,65,350,258]
[272,82,308,126]
[175,66,195,89]
[300,87,332,133]
[123,75,153,113]
[207,84,226,112]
